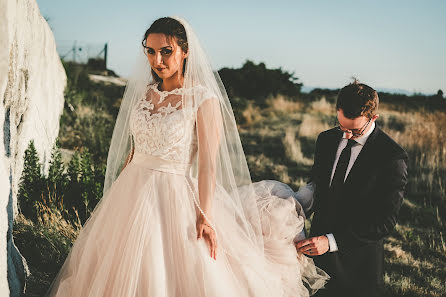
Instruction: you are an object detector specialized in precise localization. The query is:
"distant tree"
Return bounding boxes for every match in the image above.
[308,88,340,103]
[437,89,444,99]
[218,60,303,106]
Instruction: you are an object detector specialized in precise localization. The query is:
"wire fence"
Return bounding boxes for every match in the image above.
[56,40,108,69]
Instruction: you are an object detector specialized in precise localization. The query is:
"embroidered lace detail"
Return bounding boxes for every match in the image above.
[129,83,197,162]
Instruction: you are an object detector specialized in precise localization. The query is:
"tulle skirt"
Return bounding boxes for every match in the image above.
[44,152,328,297]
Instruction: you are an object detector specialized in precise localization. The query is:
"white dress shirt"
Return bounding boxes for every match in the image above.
[326,122,376,252]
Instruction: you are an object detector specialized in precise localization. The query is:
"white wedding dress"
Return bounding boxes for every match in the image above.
[45,82,328,297]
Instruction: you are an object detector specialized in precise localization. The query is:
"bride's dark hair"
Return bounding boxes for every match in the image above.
[142,17,189,82]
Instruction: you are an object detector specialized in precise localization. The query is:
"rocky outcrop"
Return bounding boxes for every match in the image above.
[0,0,66,296]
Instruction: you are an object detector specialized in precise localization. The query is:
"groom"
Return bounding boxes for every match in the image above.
[295,80,408,297]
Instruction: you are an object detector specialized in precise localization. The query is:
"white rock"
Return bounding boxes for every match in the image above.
[0,0,66,296]
[88,73,127,86]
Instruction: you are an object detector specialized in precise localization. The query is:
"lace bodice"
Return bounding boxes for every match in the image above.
[129,82,211,164]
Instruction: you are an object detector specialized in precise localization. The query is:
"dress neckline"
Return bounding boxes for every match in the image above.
[154,82,183,94]
[148,82,184,103]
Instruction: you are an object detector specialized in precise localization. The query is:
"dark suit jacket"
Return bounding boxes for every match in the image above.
[309,124,408,294]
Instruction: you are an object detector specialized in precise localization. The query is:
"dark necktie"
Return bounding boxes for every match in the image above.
[330,138,357,193]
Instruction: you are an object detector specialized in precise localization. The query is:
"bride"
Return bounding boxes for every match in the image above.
[44,16,328,297]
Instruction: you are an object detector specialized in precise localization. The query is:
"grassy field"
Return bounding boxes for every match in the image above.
[239,95,446,296]
[13,84,446,296]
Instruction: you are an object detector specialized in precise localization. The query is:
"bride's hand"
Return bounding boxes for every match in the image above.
[196,214,217,260]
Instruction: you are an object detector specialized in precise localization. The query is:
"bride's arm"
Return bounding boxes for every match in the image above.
[195,97,222,260]
[196,97,222,219]
[294,182,315,216]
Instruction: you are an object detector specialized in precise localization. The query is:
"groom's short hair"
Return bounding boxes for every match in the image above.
[336,79,379,119]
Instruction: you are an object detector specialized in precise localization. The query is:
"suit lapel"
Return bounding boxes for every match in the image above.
[322,130,344,188]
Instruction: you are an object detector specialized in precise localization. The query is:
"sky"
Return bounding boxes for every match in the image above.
[36,0,446,95]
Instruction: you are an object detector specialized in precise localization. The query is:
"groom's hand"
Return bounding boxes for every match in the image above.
[295,235,329,256]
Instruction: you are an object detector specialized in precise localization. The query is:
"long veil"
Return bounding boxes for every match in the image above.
[102,16,265,253]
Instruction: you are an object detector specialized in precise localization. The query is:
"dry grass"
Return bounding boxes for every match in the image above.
[391,112,446,163]
[241,101,263,125]
[36,190,82,239]
[282,127,313,166]
[309,96,334,115]
[239,95,446,296]
[266,94,304,113]
[367,109,446,296]
[247,153,294,185]
[76,105,94,117]
[383,224,446,297]
[13,190,83,296]
[297,114,331,139]
[384,111,446,226]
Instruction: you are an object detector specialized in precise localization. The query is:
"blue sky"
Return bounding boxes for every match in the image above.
[36,0,446,94]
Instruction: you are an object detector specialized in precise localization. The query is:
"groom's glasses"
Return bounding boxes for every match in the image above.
[334,118,372,138]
